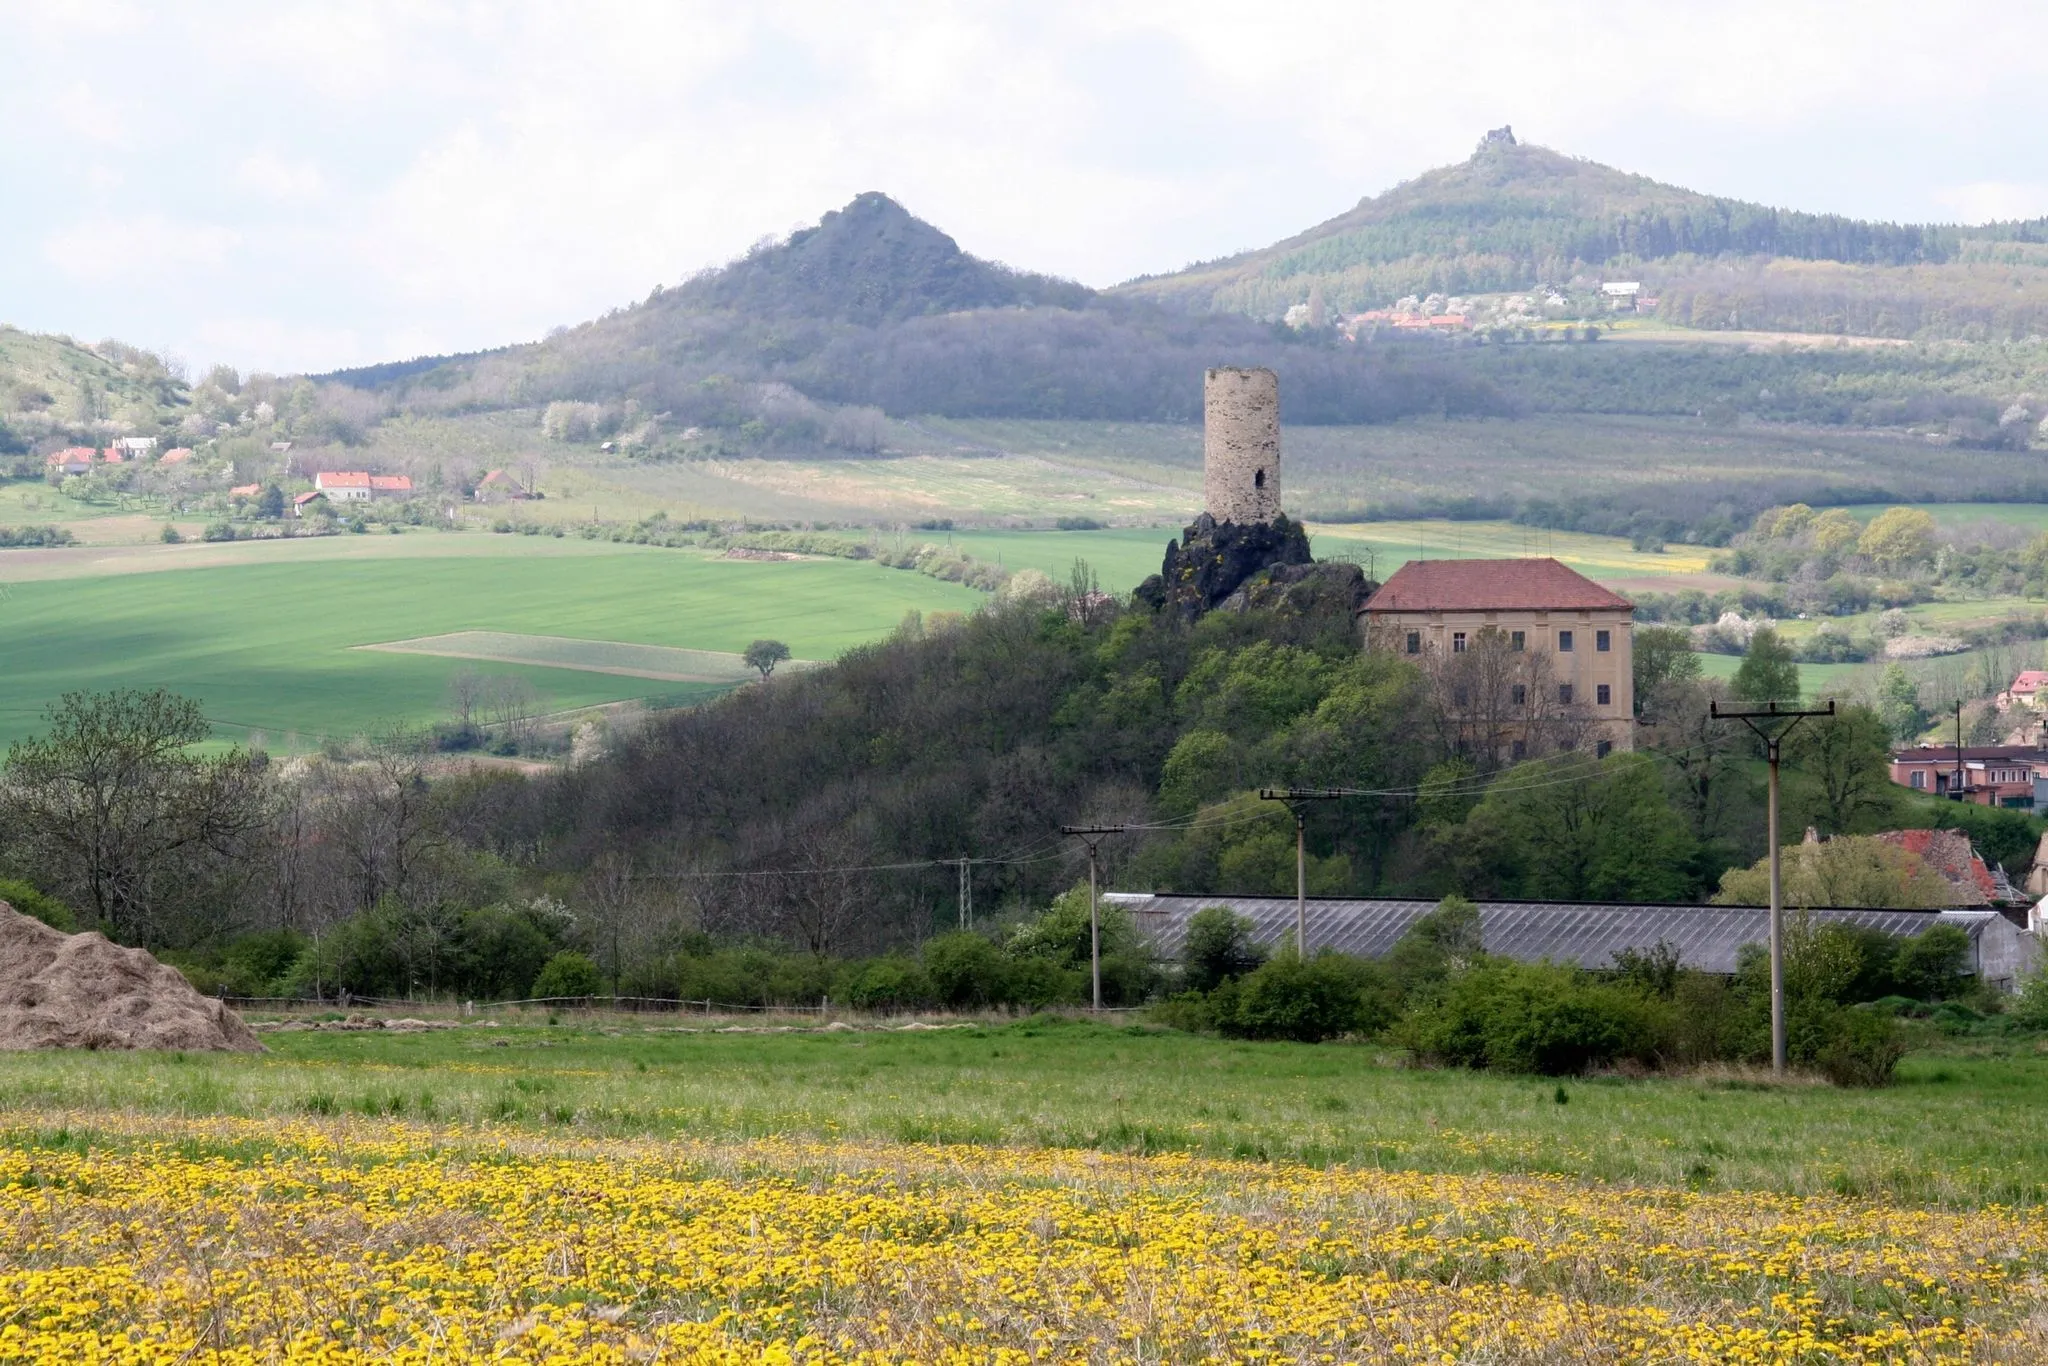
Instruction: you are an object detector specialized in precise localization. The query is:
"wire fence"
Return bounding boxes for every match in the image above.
[219,994,1149,1017]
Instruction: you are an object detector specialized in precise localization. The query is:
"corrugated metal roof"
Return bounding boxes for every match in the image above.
[1106,893,2003,976]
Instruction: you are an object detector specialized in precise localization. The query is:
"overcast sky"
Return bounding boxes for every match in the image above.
[6,1,2046,375]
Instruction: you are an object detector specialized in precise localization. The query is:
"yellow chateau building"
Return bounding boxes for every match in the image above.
[1360,558,1636,757]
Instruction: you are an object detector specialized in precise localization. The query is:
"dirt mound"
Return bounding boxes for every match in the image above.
[0,901,263,1052]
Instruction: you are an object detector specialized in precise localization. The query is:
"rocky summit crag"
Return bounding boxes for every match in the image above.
[1136,512,1347,619]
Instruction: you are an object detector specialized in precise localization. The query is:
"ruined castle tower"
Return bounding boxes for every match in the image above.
[1203,366,1281,524]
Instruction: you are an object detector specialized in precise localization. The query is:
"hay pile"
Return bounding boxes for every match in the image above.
[0,900,263,1052]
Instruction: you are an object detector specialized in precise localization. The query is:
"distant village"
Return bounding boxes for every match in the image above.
[43,436,532,526]
[1283,280,1659,341]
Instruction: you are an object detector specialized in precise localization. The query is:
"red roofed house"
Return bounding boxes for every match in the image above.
[2007,670,2048,708]
[292,490,328,518]
[1362,558,1636,756]
[229,483,261,498]
[47,447,96,475]
[314,471,412,502]
[473,469,529,502]
[159,447,194,465]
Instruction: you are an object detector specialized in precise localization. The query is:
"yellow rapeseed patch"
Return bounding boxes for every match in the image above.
[0,1112,2041,1363]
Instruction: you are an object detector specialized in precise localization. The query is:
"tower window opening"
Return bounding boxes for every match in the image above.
[1254,468,1265,489]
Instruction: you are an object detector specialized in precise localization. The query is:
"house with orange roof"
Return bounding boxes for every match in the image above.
[314,470,412,502]
[159,447,194,465]
[228,483,262,498]
[1362,558,1636,757]
[2006,670,2048,708]
[46,447,96,475]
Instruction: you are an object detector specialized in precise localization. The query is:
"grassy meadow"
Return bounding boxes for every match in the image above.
[4,1018,2047,1360]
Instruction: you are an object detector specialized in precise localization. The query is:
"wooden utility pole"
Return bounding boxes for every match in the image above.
[1061,826,1127,1010]
[1258,788,1347,956]
[954,857,974,929]
[1710,699,1835,1074]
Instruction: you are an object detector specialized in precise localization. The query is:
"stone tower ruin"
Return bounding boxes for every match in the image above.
[1203,366,1281,524]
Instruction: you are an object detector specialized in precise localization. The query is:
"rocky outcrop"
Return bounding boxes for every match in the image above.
[1216,560,1373,618]
[1133,512,1315,620]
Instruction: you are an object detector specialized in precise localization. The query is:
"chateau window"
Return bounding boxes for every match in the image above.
[1559,684,1574,705]
[1254,469,1266,489]
[1596,684,1611,706]
[1405,631,1420,654]
[1596,629,1611,652]
[1510,630,1525,651]
[1558,630,1574,652]
[1511,684,1527,706]
[1596,739,1614,758]
[1452,632,1467,653]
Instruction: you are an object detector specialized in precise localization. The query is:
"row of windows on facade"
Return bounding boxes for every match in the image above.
[1500,738,1615,761]
[1405,628,1612,655]
[1451,683,1611,707]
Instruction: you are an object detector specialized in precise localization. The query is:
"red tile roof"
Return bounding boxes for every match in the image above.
[2011,670,2048,694]
[1363,558,1633,613]
[229,483,261,497]
[160,447,193,463]
[369,475,412,492]
[293,490,326,505]
[315,471,371,489]
[1874,828,1998,904]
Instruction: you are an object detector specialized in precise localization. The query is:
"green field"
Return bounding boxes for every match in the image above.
[0,535,979,748]
[0,1016,2041,1208]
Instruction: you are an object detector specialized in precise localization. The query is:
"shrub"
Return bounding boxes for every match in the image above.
[220,930,308,996]
[1218,953,1383,1043]
[847,957,932,1011]
[530,951,604,1000]
[922,932,1010,1008]
[1814,1007,1908,1087]
[1181,905,1269,992]
[0,878,76,931]
[1891,924,1970,1001]
[1400,961,1670,1075]
[2009,972,2048,1030]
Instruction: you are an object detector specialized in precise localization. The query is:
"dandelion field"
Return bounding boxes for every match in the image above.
[4,1020,2048,1361]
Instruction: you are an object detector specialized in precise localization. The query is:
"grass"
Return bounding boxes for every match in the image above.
[2,1016,2043,1209]
[0,534,979,748]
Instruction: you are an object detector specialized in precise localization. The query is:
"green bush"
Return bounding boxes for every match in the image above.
[922,932,1011,1007]
[1217,953,1384,1043]
[2009,972,2048,1030]
[1399,961,1670,1075]
[1891,925,1970,1001]
[0,878,76,932]
[219,930,309,996]
[530,951,604,1000]
[1814,1007,1908,1087]
[1181,905,1268,993]
[847,957,932,1011]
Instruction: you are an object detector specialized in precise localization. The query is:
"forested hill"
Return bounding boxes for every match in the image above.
[673,191,1094,323]
[329,192,1501,428]
[1117,135,2048,338]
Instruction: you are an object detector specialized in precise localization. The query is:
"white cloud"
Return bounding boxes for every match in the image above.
[1935,182,2048,225]
[43,215,240,284]
[236,150,328,203]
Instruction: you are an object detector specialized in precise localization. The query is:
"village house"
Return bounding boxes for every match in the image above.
[1869,828,2021,908]
[2005,670,2048,708]
[313,471,413,502]
[228,483,261,498]
[46,447,96,476]
[1888,744,2048,807]
[158,447,193,465]
[1360,558,1636,756]
[292,491,328,518]
[472,469,529,502]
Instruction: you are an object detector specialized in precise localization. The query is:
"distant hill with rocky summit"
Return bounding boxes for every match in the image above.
[1117,130,2048,339]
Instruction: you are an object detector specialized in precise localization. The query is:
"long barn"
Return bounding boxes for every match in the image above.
[1105,893,2041,991]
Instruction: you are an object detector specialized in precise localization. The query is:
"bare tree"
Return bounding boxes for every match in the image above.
[446,669,486,738]
[0,690,271,946]
[307,732,442,914]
